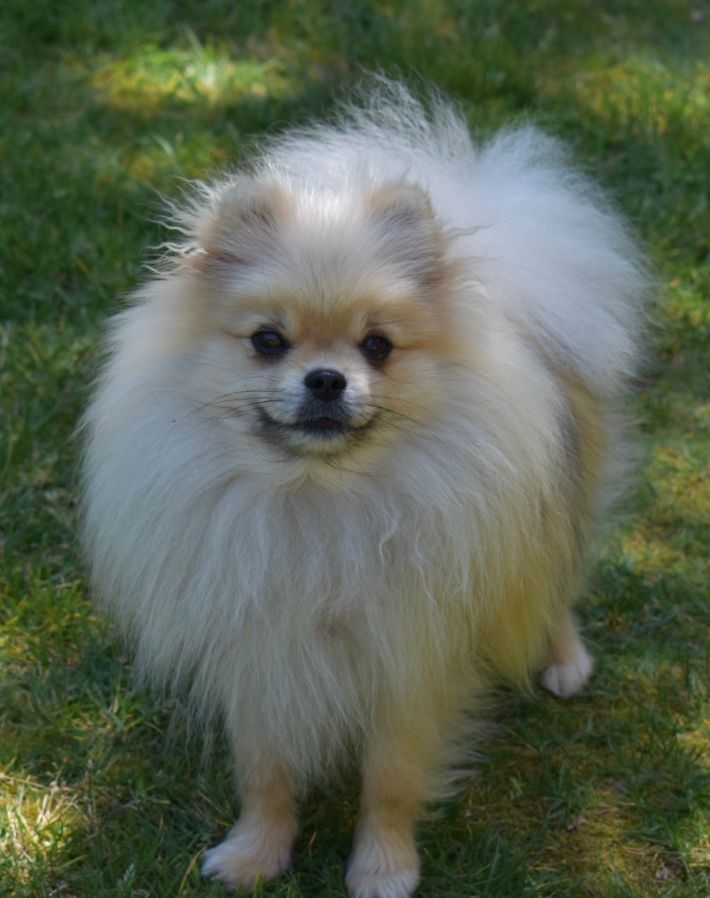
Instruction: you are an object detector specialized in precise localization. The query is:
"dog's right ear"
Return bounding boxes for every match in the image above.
[193,176,289,263]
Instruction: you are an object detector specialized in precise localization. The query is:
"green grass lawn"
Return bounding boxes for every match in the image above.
[1,2,708,896]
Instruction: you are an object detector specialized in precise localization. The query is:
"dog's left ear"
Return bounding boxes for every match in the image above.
[366,183,448,290]
[367,183,436,225]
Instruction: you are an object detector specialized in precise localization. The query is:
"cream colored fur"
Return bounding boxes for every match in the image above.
[81,81,649,897]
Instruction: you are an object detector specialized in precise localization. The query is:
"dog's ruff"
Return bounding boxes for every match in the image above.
[82,81,648,897]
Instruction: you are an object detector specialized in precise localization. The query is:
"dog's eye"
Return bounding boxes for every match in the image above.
[251,328,289,357]
[360,333,393,364]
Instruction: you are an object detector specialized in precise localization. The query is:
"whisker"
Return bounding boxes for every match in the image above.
[364,403,427,427]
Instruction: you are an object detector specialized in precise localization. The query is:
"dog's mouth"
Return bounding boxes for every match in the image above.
[255,406,376,452]
[295,416,347,436]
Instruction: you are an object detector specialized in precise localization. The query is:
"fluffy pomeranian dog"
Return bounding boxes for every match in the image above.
[82,81,648,897]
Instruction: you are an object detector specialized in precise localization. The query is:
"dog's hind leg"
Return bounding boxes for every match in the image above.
[540,611,594,699]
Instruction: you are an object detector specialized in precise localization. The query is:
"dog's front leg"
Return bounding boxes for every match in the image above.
[346,696,446,898]
[203,747,298,891]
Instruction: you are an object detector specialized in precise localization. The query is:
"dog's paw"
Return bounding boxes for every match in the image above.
[540,639,594,698]
[202,818,295,892]
[346,833,419,898]
[346,868,419,898]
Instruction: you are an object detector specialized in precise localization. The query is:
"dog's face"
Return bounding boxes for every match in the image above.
[185,177,462,460]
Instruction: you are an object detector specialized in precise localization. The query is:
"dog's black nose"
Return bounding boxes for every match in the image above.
[304,368,347,402]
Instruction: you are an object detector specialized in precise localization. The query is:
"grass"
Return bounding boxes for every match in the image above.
[0,1,708,896]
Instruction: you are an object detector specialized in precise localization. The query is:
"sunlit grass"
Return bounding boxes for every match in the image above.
[571,55,709,135]
[91,29,295,113]
[1,1,708,896]
[1,775,84,887]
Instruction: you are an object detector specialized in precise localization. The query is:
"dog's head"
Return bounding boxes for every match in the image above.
[180,176,466,462]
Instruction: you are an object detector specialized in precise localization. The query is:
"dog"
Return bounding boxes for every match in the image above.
[81,81,649,897]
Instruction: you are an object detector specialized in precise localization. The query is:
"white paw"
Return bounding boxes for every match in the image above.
[202,819,295,891]
[540,641,594,698]
[346,867,419,898]
[346,833,419,898]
